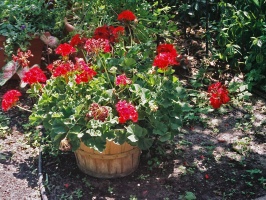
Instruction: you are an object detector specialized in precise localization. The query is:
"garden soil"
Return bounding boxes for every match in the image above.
[0,29,266,199]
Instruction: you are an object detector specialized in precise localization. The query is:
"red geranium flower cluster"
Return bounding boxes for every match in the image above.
[12,49,33,67]
[157,44,177,55]
[116,100,138,124]
[22,66,47,85]
[74,58,97,84]
[117,10,136,21]
[93,25,124,43]
[69,34,85,47]
[87,103,109,122]
[153,43,179,70]
[115,74,132,86]
[1,90,21,111]
[47,60,75,77]
[84,38,111,55]
[55,43,76,57]
[208,82,230,109]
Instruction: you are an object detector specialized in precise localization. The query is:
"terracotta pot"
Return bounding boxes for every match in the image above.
[0,35,44,69]
[27,36,45,67]
[64,18,75,33]
[74,141,141,178]
[0,35,6,70]
[0,35,44,80]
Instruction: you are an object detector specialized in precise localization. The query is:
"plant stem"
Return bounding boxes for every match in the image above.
[116,86,125,94]
[16,105,32,113]
[99,55,113,89]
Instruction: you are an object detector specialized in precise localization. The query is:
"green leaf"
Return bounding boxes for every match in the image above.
[127,135,138,143]
[161,98,172,108]
[256,53,263,64]
[149,76,155,86]
[81,134,106,152]
[136,138,153,150]
[126,124,147,138]
[153,122,167,135]
[170,122,180,130]
[113,129,127,145]
[51,119,68,139]
[103,130,115,140]
[175,87,184,95]
[122,58,136,67]
[93,137,106,152]
[159,132,172,142]
[68,133,81,151]
[252,0,260,6]
[130,84,142,93]
[69,125,82,133]
[53,133,66,148]
[75,104,84,116]
[172,75,179,83]
[186,191,197,200]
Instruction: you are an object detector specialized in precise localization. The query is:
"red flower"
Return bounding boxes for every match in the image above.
[53,63,72,77]
[209,93,222,109]
[93,26,111,41]
[74,58,96,84]
[116,100,138,124]
[208,82,230,109]
[55,43,76,57]
[75,67,97,84]
[47,63,54,72]
[117,10,136,21]
[157,44,177,56]
[205,174,210,179]
[12,49,33,67]
[113,26,125,39]
[93,25,124,43]
[115,74,132,86]
[74,58,90,70]
[153,52,179,70]
[1,90,22,111]
[70,34,83,47]
[84,38,111,55]
[48,60,75,77]
[22,66,47,85]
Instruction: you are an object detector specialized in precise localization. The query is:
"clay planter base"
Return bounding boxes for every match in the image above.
[0,36,6,70]
[27,37,45,67]
[74,141,141,178]
[64,18,75,33]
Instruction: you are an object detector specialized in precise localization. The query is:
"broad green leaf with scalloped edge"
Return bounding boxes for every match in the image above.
[136,137,153,150]
[159,132,172,142]
[126,124,147,138]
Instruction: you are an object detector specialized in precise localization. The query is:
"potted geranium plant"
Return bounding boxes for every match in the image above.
[1,10,187,178]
